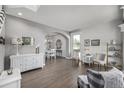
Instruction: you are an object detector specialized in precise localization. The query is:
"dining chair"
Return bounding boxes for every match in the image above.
[50,49,56,59]
[82,53,94,67]
[94,53,107,70]
[45,49,56,60]
[72,50,80,66]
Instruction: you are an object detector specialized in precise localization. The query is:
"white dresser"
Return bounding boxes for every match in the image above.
[10,53,45,72]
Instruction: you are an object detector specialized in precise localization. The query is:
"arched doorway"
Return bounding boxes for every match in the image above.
[45,32,70,59]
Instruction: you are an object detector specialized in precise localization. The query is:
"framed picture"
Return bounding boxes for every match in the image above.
[22,37,34,45]
[91,39,100,46]
[84,39,90,47]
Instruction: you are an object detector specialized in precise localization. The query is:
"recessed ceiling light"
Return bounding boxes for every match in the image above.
[18,12,23,16]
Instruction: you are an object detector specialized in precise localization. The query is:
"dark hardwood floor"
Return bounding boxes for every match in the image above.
[21,58,91,88]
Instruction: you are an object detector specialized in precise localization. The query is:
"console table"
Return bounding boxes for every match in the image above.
[56,49,62,57]
[10,53,45,72]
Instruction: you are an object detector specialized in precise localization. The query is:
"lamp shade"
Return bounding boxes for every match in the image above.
[11,37,22,45]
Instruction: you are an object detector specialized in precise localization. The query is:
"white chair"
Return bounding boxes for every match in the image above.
[50,49,56,59]
[45,50,50,59]
[72,50,80,66]
[94,53,107,70]
[82,54,94,67]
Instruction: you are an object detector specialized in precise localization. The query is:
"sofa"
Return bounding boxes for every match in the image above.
[77,67,124,88]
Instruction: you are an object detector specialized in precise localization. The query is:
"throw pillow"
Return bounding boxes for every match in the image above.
[100,67,124,88]
[87,69,105,88]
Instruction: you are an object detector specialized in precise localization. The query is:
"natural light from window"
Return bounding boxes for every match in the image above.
[73,34,80,50]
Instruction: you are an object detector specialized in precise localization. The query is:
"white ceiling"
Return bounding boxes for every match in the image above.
[5,5,122,31]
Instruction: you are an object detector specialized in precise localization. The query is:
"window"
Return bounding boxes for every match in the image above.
[73,35,80,50]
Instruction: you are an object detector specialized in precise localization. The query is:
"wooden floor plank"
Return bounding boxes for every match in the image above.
[21,58,92,88]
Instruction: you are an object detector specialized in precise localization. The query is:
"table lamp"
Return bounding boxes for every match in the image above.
[11,37,22,55]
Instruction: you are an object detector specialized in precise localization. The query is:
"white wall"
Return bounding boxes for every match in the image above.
[71,21,122,61]
[5,15,70,59]
[5,15,47,57]
[0,5,5,70]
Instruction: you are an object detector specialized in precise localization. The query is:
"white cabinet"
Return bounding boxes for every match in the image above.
[10,53,45,72]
